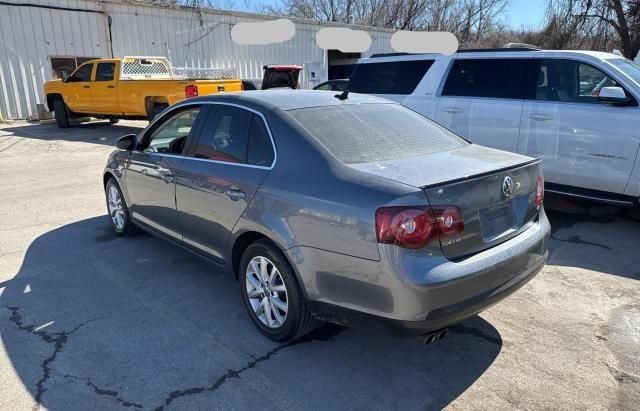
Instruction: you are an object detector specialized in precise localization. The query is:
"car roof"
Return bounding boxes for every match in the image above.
[186,90,392,111]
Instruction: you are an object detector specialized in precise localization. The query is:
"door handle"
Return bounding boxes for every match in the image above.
[529,114,553,121]
[443,107,462,114]
[226,186,246,201]
[107,85,115,89]
[82,85,90,89]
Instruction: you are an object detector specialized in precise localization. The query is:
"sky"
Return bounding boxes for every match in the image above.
[505,0,547,28]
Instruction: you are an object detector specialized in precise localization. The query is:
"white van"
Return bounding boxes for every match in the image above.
[349,48,640,206]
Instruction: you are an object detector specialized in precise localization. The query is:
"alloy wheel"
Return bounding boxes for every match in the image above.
[245,256,289,329]
[107,185,125,230]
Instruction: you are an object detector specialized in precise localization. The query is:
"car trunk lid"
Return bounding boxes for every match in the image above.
[349,144,542,260]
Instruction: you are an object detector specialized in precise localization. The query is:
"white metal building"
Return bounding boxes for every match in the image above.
[0,0,394,120]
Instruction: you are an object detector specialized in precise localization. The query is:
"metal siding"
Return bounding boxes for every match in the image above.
[0,0,395,119]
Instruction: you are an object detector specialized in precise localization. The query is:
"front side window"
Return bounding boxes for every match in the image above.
[143,107,201,154]
[95,63,115,81]
[534,59,621,103]
[69,63,93,82]
[288,103,466,164]
[442,58,530,99]
[349,60,434,94]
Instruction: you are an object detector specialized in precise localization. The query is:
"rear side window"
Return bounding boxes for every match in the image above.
[442,59,531,99]
[288,104,466,164]
[247,115,274,167]
[193,106,251,164]
[95,63,115,81]
[349,60,434,94]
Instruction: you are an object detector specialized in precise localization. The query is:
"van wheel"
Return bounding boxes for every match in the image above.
[148,104,168,121]
[240,240,320,342]
[54,99,70,128]
[109,117,120,124]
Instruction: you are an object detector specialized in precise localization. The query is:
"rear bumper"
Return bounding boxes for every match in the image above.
[308,251,545,335]
[288,209,550,333]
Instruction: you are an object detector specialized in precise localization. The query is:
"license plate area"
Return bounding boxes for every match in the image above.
[480,203,516,241]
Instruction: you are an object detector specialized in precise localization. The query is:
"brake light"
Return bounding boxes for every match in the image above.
[240,82,245,91]
[375,206,464,249]
[535,173,544,207]
[185,85,198,98]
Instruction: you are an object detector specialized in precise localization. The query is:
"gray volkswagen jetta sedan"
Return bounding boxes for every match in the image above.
[103,90,550,342]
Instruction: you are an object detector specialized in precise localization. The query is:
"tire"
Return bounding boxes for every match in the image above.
[53,99,70,128]
[109,117,120,124]
[105,178,135,236]
[239,239,320,342]
[148,104,168,122]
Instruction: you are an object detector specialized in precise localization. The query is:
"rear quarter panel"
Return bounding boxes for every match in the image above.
[230,108,423,262]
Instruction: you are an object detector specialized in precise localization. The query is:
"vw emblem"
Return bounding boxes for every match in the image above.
[502,176,514,198]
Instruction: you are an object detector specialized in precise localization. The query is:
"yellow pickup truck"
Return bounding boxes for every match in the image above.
[44,56,243,128]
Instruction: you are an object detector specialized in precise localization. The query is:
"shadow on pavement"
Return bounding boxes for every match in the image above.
[1,121,145,147]
[544,194,640,281]
[0,217,502,410]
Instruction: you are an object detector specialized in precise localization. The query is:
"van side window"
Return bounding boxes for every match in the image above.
[534,59,626,103]
[193,106,251,164]
[349,60,434,94]
[442,59,530,99]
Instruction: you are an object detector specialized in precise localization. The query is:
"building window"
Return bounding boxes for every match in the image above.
[50,56,99,80]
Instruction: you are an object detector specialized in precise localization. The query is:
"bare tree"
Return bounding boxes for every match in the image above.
[581,0,640,59]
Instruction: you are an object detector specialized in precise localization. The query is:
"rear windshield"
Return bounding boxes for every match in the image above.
[348,60,434,94]
[288,104,467,164]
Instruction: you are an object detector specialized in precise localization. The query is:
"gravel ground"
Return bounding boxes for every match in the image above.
[0,120,638,410]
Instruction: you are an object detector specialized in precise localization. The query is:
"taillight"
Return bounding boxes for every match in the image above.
[535,173,544,207]
[185,85,198,98]
[375,206,464,249]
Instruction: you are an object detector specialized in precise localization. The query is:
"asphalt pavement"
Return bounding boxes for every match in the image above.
[0,120,638,410]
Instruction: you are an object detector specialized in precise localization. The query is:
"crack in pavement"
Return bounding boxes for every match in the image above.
[154,324,346,410]
[5,306,107,410]
[607,364,640,385]
[64,375,143,409]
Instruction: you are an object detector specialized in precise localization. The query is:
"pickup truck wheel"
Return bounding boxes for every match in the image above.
[53,99,70,128]
[109,117,120,124]
[148,104,168,121]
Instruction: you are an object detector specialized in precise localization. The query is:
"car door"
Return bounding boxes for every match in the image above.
[125,105,204,240]
[91,61,119,114]
[175,104,275,264]
[64,62,94,113]
[518,58,640,194]
[434,57,532,152]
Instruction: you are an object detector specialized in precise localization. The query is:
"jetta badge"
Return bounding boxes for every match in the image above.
[502,176,514,198]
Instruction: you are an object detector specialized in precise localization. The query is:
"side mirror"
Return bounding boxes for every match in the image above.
[597,86,630,105]
[116,134,136,151]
